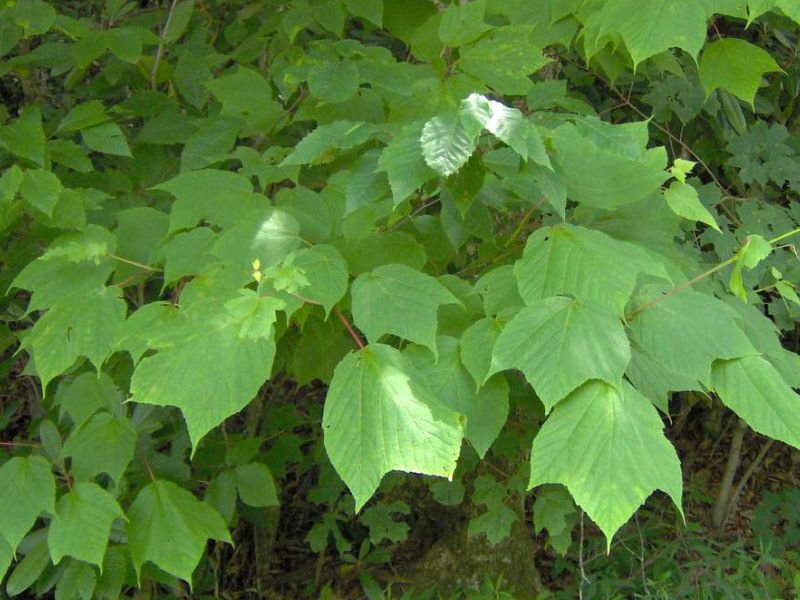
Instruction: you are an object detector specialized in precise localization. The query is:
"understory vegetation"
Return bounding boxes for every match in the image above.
[0,0,799,598]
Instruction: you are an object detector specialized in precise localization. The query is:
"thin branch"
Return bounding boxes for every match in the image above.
[626,255,738,320]
[627,226,800,320]
[151,0,180,89]
[0,440,41,448]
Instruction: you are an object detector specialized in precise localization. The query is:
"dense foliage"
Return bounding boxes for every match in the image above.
[0,0,799,597]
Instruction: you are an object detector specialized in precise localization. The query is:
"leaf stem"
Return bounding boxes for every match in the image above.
[628,226,800,319]
[626,255,738,320]
[334,307,365,350]
[108,253,163,273]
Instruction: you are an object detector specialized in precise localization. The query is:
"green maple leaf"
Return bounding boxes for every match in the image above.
[21,286,127,390]
[406,336,508,458]
[322,344,465,511]
[0,456,55,552]
[307,55,360,104]
[63,412,136,485]
[360,501,410,544]
[291,244,349,315]
[626,343,703,413]
[19,168,62,217]
[726,122,800,187]
[598,0,708,66]
[663,181,721,232]
[281,121,378,166]
[514,224,670,317]
[489,297,630,412]
[56,372,122,431]
[460,317,505,386]
[530,380,683,546]
[459,26,551,95]
[628,291,756,384]
[151,169,259,233]
[130,297,278,449]
[0,106,45,166]
[550,119,669,209]
[713,355,800,450]
[699,38,782,106]
[128,479,232,585]
[533,485,577,556]
[351,263,460,357]
[48,482,126,569]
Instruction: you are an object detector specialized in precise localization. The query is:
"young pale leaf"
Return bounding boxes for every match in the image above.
[130,298,277,449]
[629,291,755,384]
[63,412,136,484]
[712,355,800,450]
[489,297,630,413]
[460,93,530,160]
[729,234,773,301]
[514,224,670,317]
[322,344,465,511]
[235,463,279,507]
[420,113,477,177]
[530,380,683,546]
[406,336,508,458]
[377,122,436,204]
[351,264,460,357]
[663,181,721,232]
[699,38,782,106]
[48,482,126,569]
[598,0,707,66]
[128,479,232,585]
[292,244,349,315]
[0,456,55,551]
